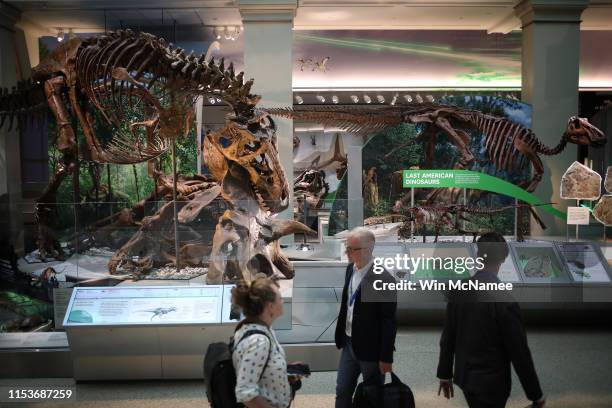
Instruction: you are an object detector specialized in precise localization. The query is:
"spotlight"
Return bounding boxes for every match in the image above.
[350,95,359,103]
[316,95,326,103]
[224,27,233,40]
[295,95,304,105]
[363,94,371,104]
[297,243,313,252]
[215,97,223,103]
[403,94,412,103]
[213,27,223,40]
[390,94,398,105]
[415,94,423,103]
[208,96,216,104]
[376,95,385,104]
[332,95,339,104]
[425,95,434,102]
[57,28,65,42]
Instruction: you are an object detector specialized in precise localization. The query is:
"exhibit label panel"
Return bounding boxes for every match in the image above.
[510,243,570,283]
[555,243,611,283]
[63,286,230,326]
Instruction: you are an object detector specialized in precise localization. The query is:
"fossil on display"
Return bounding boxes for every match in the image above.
[294,169,329,212]
[0,29,312,282]
[605,166,612,193]
[267,106,606,238]
[395,203,543,243]
[268,109,606,196]
[593,194,612,226]
[560,161,602,200]
[523,255,553,278]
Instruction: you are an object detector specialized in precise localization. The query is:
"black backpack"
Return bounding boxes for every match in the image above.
[204,330,272,408]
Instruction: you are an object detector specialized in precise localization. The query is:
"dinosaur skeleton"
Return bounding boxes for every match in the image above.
[294,169,329,212]
[1,29,312,282]
[396,203,547,243]
[268,105,605,235]
[268,105,605,193]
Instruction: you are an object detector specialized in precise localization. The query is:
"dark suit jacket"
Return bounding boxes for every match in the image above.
[437,271,543,401]
[335,263,397,363]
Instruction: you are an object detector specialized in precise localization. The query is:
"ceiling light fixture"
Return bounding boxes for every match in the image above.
[390,94,398,105]
[415,94,423,103]
[350,95,359,103]
[403,94,412,103]
[376,94,385,104]
[426,95,434,102]
[363,94,371,104]
[213,27,223,40]
[316,95,326,103]
[295,95,304,105]
[215,26,241,41]
[332,95,339,104]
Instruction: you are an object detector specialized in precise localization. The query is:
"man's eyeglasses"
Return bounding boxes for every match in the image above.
[345,246,364,253]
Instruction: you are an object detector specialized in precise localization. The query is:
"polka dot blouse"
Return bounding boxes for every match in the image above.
[232,323,291,408]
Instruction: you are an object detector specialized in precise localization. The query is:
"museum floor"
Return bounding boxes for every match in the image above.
[3,327,611,408]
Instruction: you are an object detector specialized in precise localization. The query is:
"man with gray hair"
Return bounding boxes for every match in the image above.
[334,227,397,408]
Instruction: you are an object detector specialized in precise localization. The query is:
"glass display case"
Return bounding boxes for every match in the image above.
[510,242,570,283]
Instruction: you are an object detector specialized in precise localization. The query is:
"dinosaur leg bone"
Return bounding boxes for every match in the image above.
[44,76,75,155]
[434,117,475,168]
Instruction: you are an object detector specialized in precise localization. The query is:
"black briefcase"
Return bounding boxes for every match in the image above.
[353,372,415,408]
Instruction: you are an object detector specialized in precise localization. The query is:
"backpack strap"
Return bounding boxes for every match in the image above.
[232,329,273,382]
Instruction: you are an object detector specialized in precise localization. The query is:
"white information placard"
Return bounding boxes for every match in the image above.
[567,207,590,225]
[63,286,224,326]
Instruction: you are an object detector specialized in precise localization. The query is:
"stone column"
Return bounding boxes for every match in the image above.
[345,133,364,230]
[0,3,24,253]
[515,0,588,237]
[239,0,296,243]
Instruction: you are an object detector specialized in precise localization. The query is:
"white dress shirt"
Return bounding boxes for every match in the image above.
[345,259,374,337]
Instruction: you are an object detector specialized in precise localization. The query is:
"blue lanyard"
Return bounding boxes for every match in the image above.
[348,270,359,307]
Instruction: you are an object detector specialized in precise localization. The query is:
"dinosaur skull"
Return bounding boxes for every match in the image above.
[204,114,289,213]
[565,116,606,147]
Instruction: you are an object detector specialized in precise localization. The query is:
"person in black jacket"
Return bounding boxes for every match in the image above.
[437,232,545,408]
[335,227,397,408]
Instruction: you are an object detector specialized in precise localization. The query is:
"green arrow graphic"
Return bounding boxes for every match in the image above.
[403,169,566,220]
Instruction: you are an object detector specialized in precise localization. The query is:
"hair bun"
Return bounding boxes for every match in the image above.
[230,277,279,319]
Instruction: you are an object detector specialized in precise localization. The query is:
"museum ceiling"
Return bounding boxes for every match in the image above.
[9,0,612,89]
[8,0,612,35]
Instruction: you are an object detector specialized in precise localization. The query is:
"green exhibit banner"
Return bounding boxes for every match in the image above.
[402,169,566,220]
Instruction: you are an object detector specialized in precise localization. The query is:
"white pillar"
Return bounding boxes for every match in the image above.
[239,0,296,243]
[515,0,587,237]
[345,133,364,230]
[0,3,24,252]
